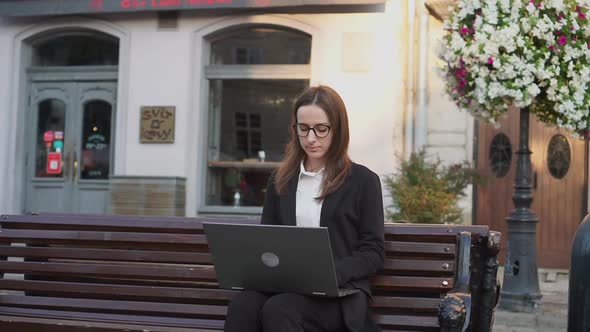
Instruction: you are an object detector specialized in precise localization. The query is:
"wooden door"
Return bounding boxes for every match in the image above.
[475,107,587,269]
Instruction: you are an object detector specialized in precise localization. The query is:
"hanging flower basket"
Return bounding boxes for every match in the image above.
[439,0,590,138]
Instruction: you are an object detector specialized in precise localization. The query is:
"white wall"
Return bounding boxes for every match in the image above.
[424,15,475,223]
[0,18,14,213]
[0,2,405,215]
[117,14,194,176]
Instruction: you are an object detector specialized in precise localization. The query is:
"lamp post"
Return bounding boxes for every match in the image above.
[498,107,542,312]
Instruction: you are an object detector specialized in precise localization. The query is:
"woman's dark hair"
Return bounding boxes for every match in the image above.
[274,85,351,199]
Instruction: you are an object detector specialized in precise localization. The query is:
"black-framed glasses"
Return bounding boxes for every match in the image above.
[293,124,332,138]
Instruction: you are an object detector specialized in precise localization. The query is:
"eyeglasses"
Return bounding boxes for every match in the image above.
[293,124,332,138]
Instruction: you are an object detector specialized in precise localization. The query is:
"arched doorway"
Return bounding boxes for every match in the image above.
[24,29,119,214]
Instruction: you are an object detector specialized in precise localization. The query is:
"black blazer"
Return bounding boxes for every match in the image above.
[261,163,385,332]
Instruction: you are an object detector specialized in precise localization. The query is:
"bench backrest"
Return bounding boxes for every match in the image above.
[0,213,495,331]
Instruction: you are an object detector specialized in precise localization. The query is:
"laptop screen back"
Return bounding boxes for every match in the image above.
[203,223,341,296]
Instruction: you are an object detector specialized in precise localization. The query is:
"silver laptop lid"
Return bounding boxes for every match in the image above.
[203,222,341,297]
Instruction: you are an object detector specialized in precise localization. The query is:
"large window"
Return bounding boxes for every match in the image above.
[204,26,311,211]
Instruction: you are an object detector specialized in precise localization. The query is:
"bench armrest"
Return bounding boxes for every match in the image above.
[475,231,502,332]
[438,231,472,332]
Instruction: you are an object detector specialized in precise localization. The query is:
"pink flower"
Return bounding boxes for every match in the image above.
[456,68,468,78]
[555,30,561,35]
[587,41,590,49]
[549,45,554,50]
[487,57,494,65]
[579,11,586,19]
[460,25,470,34]
[558,35,568,45]
[458,79,467,89]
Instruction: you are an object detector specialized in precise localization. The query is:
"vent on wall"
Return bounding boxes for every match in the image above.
[158,11,179,29]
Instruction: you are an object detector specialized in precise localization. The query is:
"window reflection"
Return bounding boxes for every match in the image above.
[206,79,308,207]
[81,100,112,180]
[32,33,119,66]
[210,27,311,65]
[206,25,311,208]
[36,99,66,178]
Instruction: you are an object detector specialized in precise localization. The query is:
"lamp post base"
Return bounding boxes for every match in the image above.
[498,106,542,313]
[499,289,542,313]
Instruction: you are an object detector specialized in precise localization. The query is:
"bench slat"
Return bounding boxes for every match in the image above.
[0,245,212,264]
[0,279,234,303]
[375,314,439,330]
[0,214,251,233]
[1,263,453,292]
[0,246,450,276]
[0,307,225,330]
[0,295,227,318]
[2,214,489,236]
[371,296,440,312]
[371,275,454,292]
[384,223,489,237]
[0,229,207,248]
[0,315,222,332]
[385,242,455,257]
[382,259,454,275]
[0,280,441,313]
[0,261,216,281]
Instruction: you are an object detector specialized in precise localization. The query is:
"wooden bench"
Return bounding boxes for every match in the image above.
[0,213,501,332]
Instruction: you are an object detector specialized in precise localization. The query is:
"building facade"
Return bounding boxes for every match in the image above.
[0,0,478,226]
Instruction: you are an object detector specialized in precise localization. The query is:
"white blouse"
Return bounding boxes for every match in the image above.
[295,161,324,228]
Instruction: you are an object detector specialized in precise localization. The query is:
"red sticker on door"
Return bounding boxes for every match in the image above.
[43,130,55,142]
[46,152,62,175]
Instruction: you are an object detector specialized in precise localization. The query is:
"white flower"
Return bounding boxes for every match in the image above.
[526,2,537,14]
[527,84,541,98]
[450,32,466,51]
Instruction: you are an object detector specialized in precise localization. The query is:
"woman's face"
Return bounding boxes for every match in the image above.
[295,104,333,165]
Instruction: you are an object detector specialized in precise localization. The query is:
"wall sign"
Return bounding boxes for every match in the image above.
[140,106,175,144]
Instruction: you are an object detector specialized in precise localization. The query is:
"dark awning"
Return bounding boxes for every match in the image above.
[0,0,386,17]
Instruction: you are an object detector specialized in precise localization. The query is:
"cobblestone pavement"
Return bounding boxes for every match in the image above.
[493,268,568,332]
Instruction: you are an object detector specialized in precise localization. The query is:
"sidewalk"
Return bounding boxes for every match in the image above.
[493,268,568,332]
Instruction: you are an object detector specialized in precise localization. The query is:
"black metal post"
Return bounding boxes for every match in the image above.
[568,213,590,332]
[498,106,542,312]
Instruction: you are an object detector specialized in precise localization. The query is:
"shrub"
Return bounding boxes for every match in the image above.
[383,149,485,224]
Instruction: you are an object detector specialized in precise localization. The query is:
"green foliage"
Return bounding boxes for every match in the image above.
[383,149,485,224]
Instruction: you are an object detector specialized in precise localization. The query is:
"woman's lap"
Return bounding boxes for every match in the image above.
[225,291,344,332]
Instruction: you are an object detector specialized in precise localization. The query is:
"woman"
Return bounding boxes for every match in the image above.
[224,85,385,332]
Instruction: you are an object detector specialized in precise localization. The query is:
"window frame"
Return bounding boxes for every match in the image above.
[199,25,311,215]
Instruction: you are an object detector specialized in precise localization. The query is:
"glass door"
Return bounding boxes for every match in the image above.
[25,82,116,214]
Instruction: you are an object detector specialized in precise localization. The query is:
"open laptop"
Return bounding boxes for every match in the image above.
[203,222,359,298]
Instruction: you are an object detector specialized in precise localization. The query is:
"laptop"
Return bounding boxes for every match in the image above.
[203,222,359,298]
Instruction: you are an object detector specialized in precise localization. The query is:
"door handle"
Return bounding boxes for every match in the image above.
[63,151,71,179]
[533,170,538,191]
[73,150,78,183]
